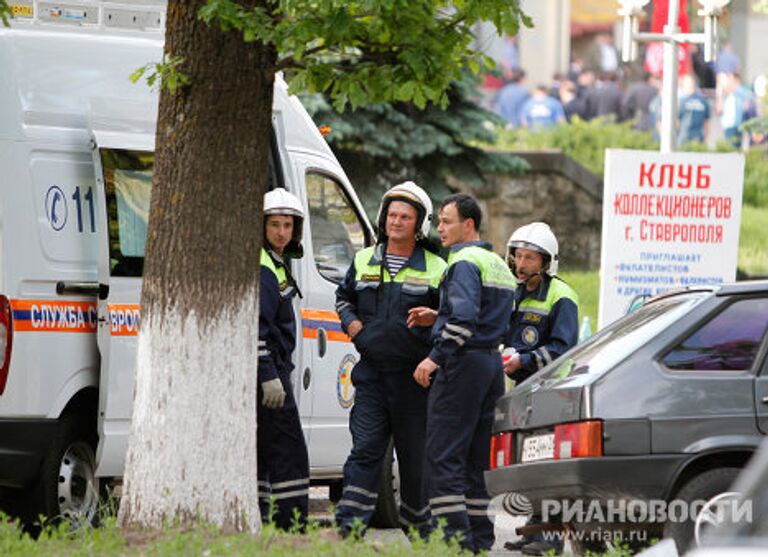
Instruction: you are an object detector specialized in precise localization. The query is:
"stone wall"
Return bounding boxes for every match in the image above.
[449,150,603,270]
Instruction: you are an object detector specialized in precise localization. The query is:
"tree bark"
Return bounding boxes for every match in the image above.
[118,0,276,532]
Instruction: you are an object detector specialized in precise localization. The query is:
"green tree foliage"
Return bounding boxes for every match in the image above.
[0,1,11,26]
[302,74,529,218]
[198,0,530,110]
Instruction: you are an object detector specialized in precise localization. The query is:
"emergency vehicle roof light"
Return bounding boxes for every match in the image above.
[0,296,14,396]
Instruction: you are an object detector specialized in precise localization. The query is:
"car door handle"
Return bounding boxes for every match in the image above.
[317,327,327,358]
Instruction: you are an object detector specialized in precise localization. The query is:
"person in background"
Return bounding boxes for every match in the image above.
[691,44,716,90]
[621,72,660,132]
[497,70,530,128]
[677,74,710,146]
[715,42,741,76]
[500,35,521,82]
[584,71,623,121]
[257,188,309,530]
[567,57,585,82]
[587,33,619,74]
[548,72,565,100]
[520,85,566,131]
[559,80,584,122]
[717,72,757,148]
[574,68,596,102]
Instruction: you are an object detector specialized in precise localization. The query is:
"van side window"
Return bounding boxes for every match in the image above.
[662,297,768,372]
[306,172,368,284]
[100,149,153,277]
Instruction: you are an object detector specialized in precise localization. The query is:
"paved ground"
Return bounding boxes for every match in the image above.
[309,487,531,556]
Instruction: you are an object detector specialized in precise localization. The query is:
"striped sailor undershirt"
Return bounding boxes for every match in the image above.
[385,253,408,277]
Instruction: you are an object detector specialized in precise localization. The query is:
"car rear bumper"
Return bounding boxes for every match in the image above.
[485,454,686,508]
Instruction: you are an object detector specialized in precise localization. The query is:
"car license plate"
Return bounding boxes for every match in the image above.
[521,433,555,462]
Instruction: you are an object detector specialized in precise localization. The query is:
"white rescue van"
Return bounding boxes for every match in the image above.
[0,1,398,525]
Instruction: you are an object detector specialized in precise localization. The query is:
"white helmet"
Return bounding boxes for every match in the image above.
[264,188,304,256]
[507,222,559,275]
[375,181,433,240]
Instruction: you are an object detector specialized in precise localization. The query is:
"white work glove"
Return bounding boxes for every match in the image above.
[501,346,518,364]
[261,378,286,409]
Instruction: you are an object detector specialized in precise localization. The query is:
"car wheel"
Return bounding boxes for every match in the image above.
[25,413,100,531]
[369,439,400,528]
[663,467,740,553]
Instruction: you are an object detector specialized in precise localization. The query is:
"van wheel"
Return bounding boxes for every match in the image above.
[25,414,100,530]
[663,467,740,553]
[369,439,400,528]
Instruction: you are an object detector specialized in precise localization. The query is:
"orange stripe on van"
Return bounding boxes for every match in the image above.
[300,308,351,343]
[301,309,341,321]
[10,299,98,333]
[107,304,141,337]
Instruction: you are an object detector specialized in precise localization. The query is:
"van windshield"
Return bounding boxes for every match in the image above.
[537,292,708,383]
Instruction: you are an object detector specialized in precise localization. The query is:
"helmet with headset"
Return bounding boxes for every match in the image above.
[506,222,559,275]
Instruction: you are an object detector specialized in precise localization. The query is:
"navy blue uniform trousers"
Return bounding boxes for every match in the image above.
[335,360,430,535]
[257,371,309,530]
[426,350,504,553]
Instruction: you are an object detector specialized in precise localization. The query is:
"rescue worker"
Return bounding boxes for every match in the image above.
[257,188,309,530]
[334,182,446,538]
[502,222,578,384]
[411,193,515,553]
[502,222,578,556]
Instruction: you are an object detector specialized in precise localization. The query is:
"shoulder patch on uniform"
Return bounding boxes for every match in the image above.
[522,326,539,346]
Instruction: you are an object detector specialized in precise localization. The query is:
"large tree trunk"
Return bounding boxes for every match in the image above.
[118,0,276,532]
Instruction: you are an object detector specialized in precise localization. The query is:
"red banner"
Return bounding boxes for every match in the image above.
[645,0,692,77]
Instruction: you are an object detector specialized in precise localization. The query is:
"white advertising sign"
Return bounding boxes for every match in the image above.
[599,149,745,328]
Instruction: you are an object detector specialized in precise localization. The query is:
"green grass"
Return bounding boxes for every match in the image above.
[560,203,768,330]
[0,515,468,557]
[558,269,599,333]
[738,204,768,277]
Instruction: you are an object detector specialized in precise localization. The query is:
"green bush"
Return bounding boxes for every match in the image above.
[494,119,768,209]
[495,116,657,176]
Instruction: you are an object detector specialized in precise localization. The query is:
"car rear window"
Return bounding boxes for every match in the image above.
[662,297,768,372]
[540,293,707,381]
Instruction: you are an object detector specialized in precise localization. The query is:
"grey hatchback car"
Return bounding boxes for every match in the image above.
[485,281,768,553]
